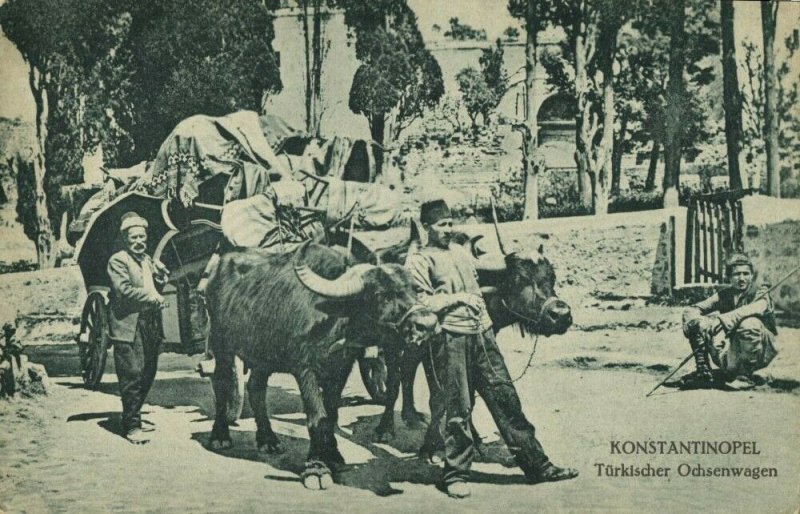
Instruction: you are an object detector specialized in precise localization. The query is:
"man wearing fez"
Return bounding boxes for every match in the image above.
[107,211,169,443]
[405,199,577,499]
[681,253,778,389]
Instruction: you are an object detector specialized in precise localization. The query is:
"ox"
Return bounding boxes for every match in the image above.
[205,241,438,489]
[368,230,573,454]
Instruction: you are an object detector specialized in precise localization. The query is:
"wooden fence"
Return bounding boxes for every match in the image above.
[683,189,753,284]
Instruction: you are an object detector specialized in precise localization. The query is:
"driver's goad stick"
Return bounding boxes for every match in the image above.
[645,264,800,398]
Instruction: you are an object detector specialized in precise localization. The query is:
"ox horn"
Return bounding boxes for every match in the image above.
[490,196,508,256]
[294,242,372,298]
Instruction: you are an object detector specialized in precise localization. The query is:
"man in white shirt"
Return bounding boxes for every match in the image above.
[406,199,577,499]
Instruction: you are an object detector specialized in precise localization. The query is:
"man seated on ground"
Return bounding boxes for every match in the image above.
[681,253,778,389]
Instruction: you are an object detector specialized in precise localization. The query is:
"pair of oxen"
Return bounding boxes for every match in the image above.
[204,227,572,490]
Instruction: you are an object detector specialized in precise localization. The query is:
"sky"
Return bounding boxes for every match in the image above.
[0,0,798,124]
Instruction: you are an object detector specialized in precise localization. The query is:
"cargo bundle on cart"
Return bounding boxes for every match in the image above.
[69,110,407,416]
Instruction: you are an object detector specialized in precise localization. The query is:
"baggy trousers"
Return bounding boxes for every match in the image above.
[113,313,161,432]
[428,328,550,484]
[719,317,777,377]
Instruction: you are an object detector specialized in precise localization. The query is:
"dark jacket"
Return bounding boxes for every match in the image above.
[107,250,167,342]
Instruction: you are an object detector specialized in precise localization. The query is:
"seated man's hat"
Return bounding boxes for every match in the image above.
[120,211,148,233]
[420,199,452,226]
[725,253,753,272]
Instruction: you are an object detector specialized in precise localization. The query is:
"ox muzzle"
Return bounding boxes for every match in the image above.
[392,304,439,347]
[539,296,572,336]
[503,295,573,336]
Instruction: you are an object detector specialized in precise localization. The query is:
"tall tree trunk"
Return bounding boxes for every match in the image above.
[594,27,617,216]
[370,115,385,176]
[721,0,745,190]
[301,0,313,133]
[29,64,55,269]
[663,0,685,207]
[645,139,660,191]
[522,0,540,220]
[311,0,323,136]
[573,23,596,211]
[762,0,780,197]
[611,114,628,196]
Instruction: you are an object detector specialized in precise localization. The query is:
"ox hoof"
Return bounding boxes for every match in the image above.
[301,461,333,491]
[401,410,429,429]
[209,438,233,450]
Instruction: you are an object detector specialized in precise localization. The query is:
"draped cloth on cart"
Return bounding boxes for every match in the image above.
[133,111,293,206]
[71,110,403,257]
[69,111,303,240]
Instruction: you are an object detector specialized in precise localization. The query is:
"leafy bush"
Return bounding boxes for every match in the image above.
[609,190,663,213]
[490,168,592,221]
[780,165,800,198]
[0,260,38,274]
[539,190,592,218]
[489,175,524,221]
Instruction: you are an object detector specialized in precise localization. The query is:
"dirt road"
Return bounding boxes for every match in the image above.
[2,319,799,514]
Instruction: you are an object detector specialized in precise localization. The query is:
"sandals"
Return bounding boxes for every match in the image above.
[528,462,579,484]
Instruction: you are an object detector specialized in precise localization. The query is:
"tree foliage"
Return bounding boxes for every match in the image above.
[338,0,443,147]
[454,39,508,129]
[0,0,131,265]
[11,155,36,244]
[479,39,508,106]
[1,0,283,265]
[777,27,800,197]
[444,17,487,41]
[503,26,520,42]
[121,0,282,164]
[456,67,496,128]
[541,0,721,197]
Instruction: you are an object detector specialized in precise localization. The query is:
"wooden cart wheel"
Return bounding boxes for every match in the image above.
[79,294,110,389]
[358,352,387,404]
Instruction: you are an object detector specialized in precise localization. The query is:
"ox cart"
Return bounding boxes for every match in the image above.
[71,110,399,418]
[74,192,225,390]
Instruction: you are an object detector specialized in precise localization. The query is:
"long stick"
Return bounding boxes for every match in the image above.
[489,196,508,255]
[646,263,800,397]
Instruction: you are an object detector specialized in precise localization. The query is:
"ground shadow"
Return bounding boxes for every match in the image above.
[190,403,532,497]
[73,376,303,421]
[56,371,540,495]
[661,371,799,395]
[66,411,117,423]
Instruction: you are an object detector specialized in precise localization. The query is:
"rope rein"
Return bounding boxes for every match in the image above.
[481,294,557,384]
[427,293,557,386]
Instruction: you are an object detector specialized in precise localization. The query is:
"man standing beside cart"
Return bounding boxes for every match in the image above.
[107,211,169,444]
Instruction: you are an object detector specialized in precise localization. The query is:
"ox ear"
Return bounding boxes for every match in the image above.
[410,219,428,247]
